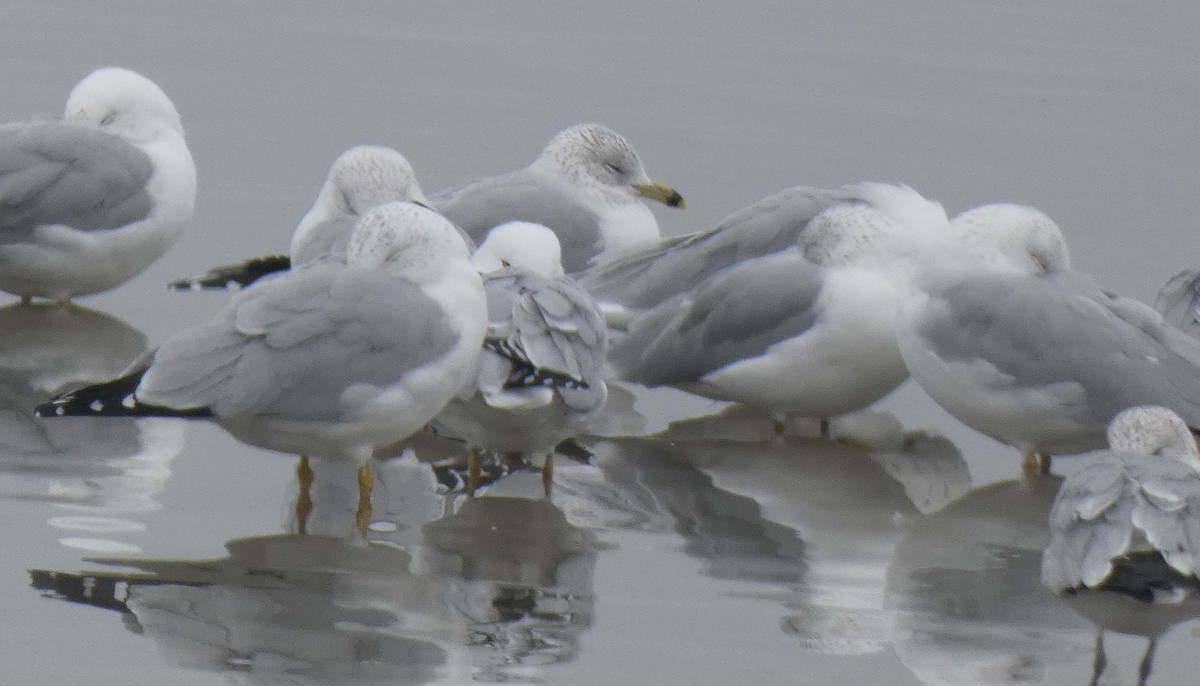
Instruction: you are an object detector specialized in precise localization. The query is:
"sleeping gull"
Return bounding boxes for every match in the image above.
[1154,268,1200,339]
[1041,405,1200,599]
[577,182,946,327]
[36,201,487,532]
[429,123,684,273]
[0,66,196,302]
[169,145,428,290]
[608,188,949,434]
[897,204,1200,472]
[430,221,608,496]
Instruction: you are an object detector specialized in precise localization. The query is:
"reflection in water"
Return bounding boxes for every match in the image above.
[0,303,183,528]
[421,494,597,681]
[886,475,1095,685]
[32,483,597,684]
[568,416,969,658]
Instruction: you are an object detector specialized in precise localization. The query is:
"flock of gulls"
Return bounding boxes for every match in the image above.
[6,67,1200,613]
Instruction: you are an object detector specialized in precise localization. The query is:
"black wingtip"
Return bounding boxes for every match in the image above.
[35,368,212,419]
[168,254,293,291]
[483,338,590,391]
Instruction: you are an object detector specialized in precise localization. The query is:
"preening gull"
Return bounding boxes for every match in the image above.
[1041,405,1200,599]
[430,221,608,495]
[0,66,196,301]
[606,184,949,432]
[897,204,1200,470]
[170,145,428,290]
[37,201,487,531]
[430,123,684,273]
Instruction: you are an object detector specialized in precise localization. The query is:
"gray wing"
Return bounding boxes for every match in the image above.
[430,168,601,273]
[483,270,608,410]
[290,215,357,266]
[1155,268,1200,339]
[1130,457,1200,577]
[0,122,153,237]
[610,251,824,385]
[139,263,458,421]
[923,269,1200,427]
[1041,453,1138,591]
[577,184,842,309]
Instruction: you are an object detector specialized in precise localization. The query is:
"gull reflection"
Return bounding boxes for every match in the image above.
[568,411,968,657]
[0,303,183,527]
[886,475,1095,685]
[32,470,598,684]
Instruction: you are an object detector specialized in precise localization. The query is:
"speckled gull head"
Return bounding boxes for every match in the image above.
[470,221,565,278]
[291,145,429,257]
[65,66,185,141]
[532,123,684,208]
[799,201,924,274]
[949,203,1070,274]
[345,201,472,277]
[1107,405,1200,465]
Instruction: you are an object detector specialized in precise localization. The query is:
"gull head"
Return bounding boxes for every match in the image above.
[534,123,684,208]
[471,221,565,278]
[800,202,917,271]
[65,66,185,142]
[1107,405,1200,467]
[950,203,1070,274]
[347,201,472,279]
[326,145,429,214]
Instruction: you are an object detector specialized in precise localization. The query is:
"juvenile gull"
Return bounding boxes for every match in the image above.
[430,221,608,495]
[1041,405,1200,599]
[170,145,428,290]
[897,204,1200,471]
[0,67,196,302]
[430,123,684,273]
[609,190,948,432]
[38,202,487,531]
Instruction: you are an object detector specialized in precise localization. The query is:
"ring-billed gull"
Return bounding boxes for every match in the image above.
[607,188,948,434]
[577,182,948,328]
[1041,405,1200,599]
[430,221,608,496]
[897,204,1200,471]
[37,201,487,531]
[429,123,684,273]
[170,145,428,290]
[0,67,196,302]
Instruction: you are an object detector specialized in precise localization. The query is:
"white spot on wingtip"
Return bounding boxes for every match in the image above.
[89,400,104,412]
[122,394,136,409]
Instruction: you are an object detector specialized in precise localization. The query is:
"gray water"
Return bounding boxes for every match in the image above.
[3,2,1199,684]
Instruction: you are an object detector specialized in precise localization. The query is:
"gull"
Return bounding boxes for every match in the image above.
[430,221,608,496]
[169,144,428,290]
[606,185,949,434]
[896,204,1200,472]
[0,66,196,302]
[1041,405,1200,686]
[429,123,684,273]
[36,202,487,532]
[576,182,948,328]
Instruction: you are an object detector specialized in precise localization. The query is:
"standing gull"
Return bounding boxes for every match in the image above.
[430,221,608,496]
[0,66,196,302]
[430,123,684,273]
[897,204,1200,471]
[607,187,948,434]
[170,145,428,290]
[37,202,487,532]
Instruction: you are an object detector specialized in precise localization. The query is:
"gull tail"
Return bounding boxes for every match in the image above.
[35,362,211,419]
[168,254,292,291]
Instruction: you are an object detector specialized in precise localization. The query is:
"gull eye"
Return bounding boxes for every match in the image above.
[100,111,117,126]
[501,259,511,267]
[604,163,621,174]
